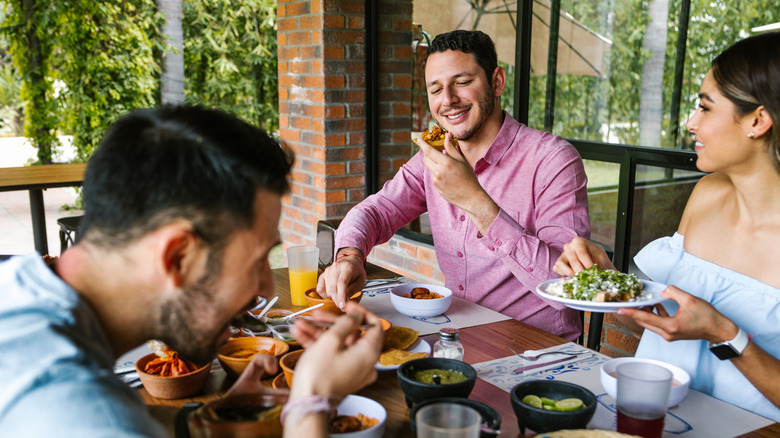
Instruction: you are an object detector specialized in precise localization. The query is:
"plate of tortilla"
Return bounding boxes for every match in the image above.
[375,325,430,371]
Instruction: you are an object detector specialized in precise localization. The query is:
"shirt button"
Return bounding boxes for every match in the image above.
[488,246,495,251]
[460,215,466,221]
[458,285,464,291]
[457,251,463,258]
[496,240,502,246]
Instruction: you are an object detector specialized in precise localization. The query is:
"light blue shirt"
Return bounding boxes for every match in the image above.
[0,254,167,437]
[635,233,780,422]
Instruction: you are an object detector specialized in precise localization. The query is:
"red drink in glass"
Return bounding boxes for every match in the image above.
[617,408,664,438]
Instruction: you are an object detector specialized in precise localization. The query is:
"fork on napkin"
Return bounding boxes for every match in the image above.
[511,347,593,375]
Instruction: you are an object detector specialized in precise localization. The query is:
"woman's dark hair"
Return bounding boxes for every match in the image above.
[711,31,780,170]
[80,105,294,249]
[426,30,498,84]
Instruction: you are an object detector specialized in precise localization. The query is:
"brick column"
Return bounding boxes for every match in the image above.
[277,0,444,286]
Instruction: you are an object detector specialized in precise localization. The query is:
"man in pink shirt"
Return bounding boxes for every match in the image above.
[317,30,589,340]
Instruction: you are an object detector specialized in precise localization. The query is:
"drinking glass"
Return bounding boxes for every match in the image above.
[616,362,672,438]
[415,402,480,438]
[287,246,319,306]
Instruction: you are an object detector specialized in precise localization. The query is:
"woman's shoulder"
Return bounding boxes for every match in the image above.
[679,174,733,232]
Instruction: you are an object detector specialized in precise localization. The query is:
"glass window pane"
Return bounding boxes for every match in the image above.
[531,0,780,149]
[585,159,619,252]
[628,164,704,274]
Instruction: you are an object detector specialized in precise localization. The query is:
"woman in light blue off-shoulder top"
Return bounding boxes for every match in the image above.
[554,32,780,422]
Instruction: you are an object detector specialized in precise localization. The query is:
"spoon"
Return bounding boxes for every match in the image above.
[286,303,325,320]
[249,296,278,320]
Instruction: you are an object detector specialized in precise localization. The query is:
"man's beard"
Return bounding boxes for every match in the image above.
[157,265,224,365]
[439,88,496,142]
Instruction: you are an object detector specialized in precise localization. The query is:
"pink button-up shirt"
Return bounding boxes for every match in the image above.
[336,113,589,340]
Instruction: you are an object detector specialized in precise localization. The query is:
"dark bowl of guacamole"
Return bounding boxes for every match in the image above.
[397,358,477,407]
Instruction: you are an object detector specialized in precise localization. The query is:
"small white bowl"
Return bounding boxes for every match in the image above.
[329,395,387,438]
[600,357,691,408]
[390,283,453,318]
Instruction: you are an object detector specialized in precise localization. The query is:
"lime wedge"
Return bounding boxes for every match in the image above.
[554,398,584,411]
[521,394,543,409]
[543,404,555,410]
[541,397,557,406]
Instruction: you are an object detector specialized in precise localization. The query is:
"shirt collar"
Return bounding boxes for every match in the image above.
[477,111,521,168]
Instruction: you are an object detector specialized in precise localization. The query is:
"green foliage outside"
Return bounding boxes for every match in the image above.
[522,0,778,149]
[0,0,278,164]
[183,0,278,133]
[56,0,161,161]
[1,0,60,163]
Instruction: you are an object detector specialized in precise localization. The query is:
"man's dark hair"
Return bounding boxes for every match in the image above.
[426,30,498,83]
[80,105,294,249]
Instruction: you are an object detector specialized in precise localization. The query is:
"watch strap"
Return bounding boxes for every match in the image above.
[709,326,749,359]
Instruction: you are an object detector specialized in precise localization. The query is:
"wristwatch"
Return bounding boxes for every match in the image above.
[708,327,749,360]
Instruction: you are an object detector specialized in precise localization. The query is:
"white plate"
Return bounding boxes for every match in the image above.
[375,339,431,371]
[535,278,668,313]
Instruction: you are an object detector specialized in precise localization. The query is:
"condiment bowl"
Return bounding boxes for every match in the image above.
[304,288,363,314]
[187,390,289,438]
[390,283,452,318]
[262,309,295,325]
[279,349,304,387]
[329,395,387,438]
[135,353,212,399]
[600,356,690,407]
[217,336,289,379]
[409,397,501,438]
[397,357,477,407]
[510,380,597,435]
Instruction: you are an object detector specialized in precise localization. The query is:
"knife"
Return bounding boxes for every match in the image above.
[512,353,594,374]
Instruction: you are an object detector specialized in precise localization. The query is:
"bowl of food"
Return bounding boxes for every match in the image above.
[135,352,212,399]
[329,395,386,438]
[600,357,691,408]
[409,397,501,438]
[279,349,304,387]
[397,358,477,407]
[217,336,289,379]
[304,288,363,314]
[510,380,597,435]
[187,390,289,438]
[390,283,452,318]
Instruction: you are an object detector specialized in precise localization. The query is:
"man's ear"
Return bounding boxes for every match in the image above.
[492,66,507,98]
[159,224,199,289]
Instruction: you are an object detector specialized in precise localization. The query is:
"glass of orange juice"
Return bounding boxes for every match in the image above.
[287,246,320,306]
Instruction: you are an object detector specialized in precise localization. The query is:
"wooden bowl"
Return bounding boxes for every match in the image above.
[271,373,289,389]
[303,288,362,314]
[135,353,211,399]
[378,318,392,332]
[279,349,304,387]
[217,336,289,379]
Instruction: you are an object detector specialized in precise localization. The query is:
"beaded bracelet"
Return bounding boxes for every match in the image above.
[335,252,365,265]
[280,394,337,424]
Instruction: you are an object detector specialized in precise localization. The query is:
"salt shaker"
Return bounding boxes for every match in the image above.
[432,328,464,361]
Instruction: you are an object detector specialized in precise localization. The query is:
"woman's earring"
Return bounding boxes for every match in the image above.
[747,132,755,139]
